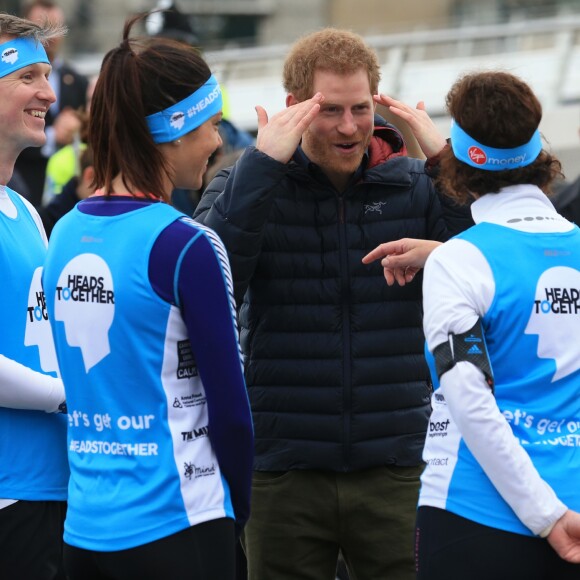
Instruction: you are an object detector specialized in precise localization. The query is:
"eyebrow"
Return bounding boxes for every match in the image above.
[321,101,371,108]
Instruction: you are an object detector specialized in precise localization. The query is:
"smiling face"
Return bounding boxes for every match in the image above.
[0,58,55,157]
[291,68,375,191]
[161,112,223,191]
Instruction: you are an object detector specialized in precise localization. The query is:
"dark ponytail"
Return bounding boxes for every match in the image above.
[89,13,212,200]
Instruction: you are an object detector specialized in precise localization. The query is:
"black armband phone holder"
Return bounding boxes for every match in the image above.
[433,319,494,392]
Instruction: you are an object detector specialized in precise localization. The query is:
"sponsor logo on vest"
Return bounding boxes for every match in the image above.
[27,290,48,322]
[181,426,209,441]
[533,287,580,314]
[173,392,206,409]
[426,456,449,466]
[177,339,198,379]
[56,275,114,304]
[184,462,216,480]
[428,419,450,438]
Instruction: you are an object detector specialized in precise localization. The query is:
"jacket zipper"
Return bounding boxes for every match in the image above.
[337,195,352,471]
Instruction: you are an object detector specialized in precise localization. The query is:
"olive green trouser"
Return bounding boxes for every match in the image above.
[242,465,423,580]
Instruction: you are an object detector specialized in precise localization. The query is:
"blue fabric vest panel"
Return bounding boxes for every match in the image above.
[44,202,232,550]
[443,222,580,535]
[0,188,68,499]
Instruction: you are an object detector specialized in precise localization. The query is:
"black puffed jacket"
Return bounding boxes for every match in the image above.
[194,119,471,472]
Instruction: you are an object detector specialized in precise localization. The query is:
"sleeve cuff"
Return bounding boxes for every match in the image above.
[538,504,568,538]
[425,140,450,178]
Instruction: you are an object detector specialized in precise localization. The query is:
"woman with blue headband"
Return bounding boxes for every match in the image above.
[42,13,254,579]
[368,71,580,577]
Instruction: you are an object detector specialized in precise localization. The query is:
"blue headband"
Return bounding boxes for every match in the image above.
[0,37,49,79]
[450,119,542,171]
[145,75,222,144]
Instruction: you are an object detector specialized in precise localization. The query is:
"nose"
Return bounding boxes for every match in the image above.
[37,76,56,105]
[337,111,357,136]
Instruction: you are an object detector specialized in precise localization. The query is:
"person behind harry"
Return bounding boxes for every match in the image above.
[10,0,88,208]
[0,13,69,580]
[38,144,95,238]
[194,28,471,580]
[551,123,580,225]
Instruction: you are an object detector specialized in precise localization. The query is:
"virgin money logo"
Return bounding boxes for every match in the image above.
[468,146,487,165]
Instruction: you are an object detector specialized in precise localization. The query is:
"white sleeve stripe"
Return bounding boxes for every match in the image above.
[180,219,243,365]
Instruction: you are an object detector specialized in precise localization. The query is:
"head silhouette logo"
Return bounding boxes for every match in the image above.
[24,267,60,376]
[1,47,18,65]
[525,266,580,382]
[54,254,115,372]
[170,112,185,131]
[468,146,486,165]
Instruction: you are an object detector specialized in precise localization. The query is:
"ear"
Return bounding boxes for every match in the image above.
[76,166,96,200]
[81,166,95,187]
[286,93,299,108]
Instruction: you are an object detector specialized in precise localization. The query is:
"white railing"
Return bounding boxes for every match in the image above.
[202,14,580,131]
[70,13,580,179]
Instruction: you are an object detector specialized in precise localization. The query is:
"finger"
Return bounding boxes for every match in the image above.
[362,241,402,264]
[383,269,395,286]
[405,267,420,283]
[416,101,426,111]
[362,245,387,264]
[255,106,269,132]
[394,267,408,286]
[293,101,321,133]
[288,93,324,125]
[381,250,418,270]
[375,93,403,107]
[266,93,322,134]
[388,106,415,126]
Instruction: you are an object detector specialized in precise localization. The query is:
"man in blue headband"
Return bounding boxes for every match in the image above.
[0,13,69,580]
[12,1,88,208]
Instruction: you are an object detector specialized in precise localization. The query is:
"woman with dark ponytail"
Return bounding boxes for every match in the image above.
[43,13,253,579]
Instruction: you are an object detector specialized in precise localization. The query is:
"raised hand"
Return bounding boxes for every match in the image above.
[373,94,447,159]
[255,93,324,164]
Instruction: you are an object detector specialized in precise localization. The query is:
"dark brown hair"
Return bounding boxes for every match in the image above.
[437,71,562,204]
[283,28,380,102]
[88,13,211,200]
